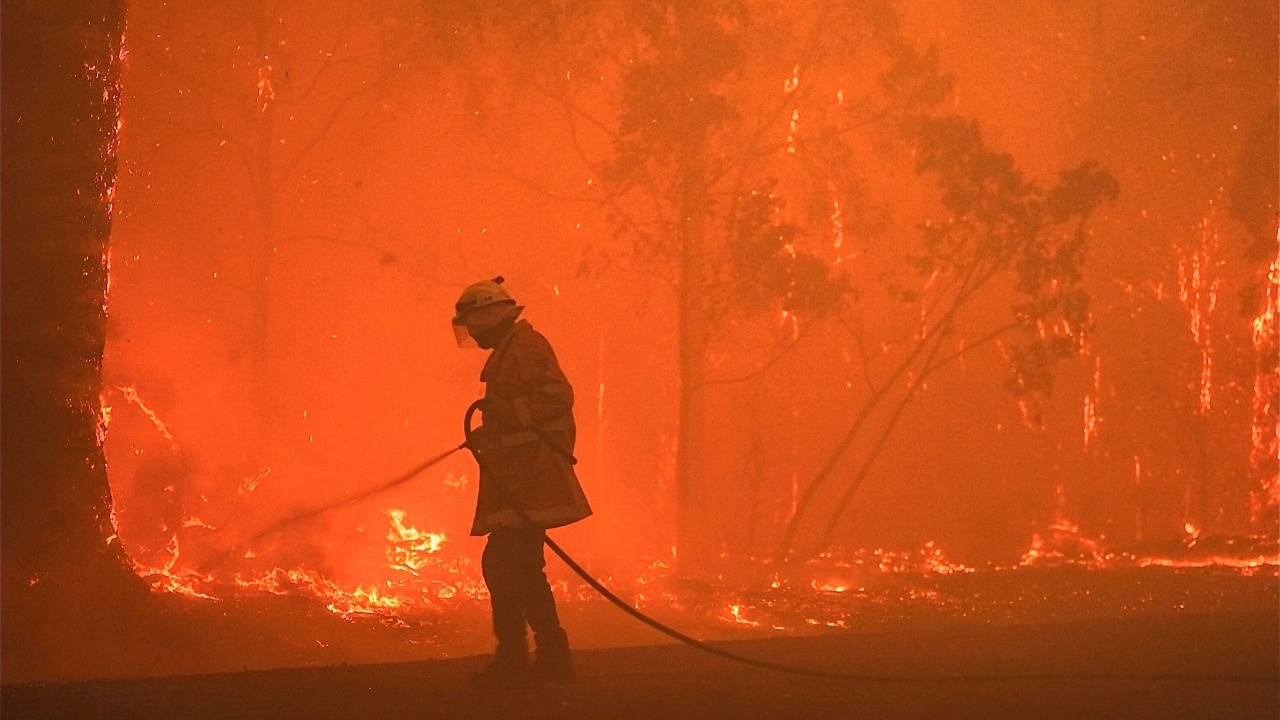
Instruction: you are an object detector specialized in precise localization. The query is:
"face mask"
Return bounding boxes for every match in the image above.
[453,320,478,348]
[453,303,522,349]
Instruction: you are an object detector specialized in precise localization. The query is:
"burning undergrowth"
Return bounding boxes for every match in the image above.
[125,505,489,623]
[99,365,1277,660]
[120,499,1278,638]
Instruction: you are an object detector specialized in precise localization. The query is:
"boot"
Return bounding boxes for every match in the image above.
[467,640,528,690]
[530,630,575,685]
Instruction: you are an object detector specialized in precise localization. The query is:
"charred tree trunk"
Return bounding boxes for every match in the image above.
[1193,411,1213,533]
[1,0,143,675]
[249,110,276,461]
[675,151,714,569]
[666,1,736,574]
[249,222,275,459]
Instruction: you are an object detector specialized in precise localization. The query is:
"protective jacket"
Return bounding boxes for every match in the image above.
[470,320,592,536]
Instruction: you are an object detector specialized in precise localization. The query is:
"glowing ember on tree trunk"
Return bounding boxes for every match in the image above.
[1082,355,1101,451]
[1249,251,1280,520]
[1178,216,1222,416]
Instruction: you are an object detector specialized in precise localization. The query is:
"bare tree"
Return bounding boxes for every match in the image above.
[128,0,420,460]
[425,0,1118,567]
[776,119,1118,555]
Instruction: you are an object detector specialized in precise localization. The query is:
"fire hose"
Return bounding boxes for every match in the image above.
[199,442,469,574]
[459,400,887,681]
[459,401,1275,684]
[201,402,1276,684]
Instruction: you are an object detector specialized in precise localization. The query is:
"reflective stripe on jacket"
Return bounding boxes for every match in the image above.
[471,320,592,535]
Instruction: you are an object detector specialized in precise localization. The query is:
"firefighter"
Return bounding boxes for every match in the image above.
[452,277,592,687]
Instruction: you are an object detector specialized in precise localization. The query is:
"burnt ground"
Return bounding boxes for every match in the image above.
[4,610,1276,720]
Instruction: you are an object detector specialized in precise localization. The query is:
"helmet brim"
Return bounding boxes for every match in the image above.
[452,299,518,327]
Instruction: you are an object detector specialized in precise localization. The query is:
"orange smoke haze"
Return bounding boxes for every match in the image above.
[100,0,1277,629]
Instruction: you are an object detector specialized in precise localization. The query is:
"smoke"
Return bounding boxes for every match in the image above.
[99,0,1277,643]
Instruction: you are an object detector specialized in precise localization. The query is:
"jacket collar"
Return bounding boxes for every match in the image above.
[480,320,530,382]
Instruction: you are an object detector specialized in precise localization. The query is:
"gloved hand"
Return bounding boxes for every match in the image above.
[465,422,500,455]
[476,396,518,426]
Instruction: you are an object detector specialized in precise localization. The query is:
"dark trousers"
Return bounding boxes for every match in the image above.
[481,528,568,657]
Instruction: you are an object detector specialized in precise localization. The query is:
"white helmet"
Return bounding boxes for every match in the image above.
[452,276,521,347]
[452,277,516,321]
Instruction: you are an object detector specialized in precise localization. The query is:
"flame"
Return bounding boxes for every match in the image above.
[1083,355,1101,450]
[1020,519,1108,568]
[830,191,845,250]
[85,25,125,217]
[105,504,121,547]
[1019,516,1278,572]
[104,490,500,622]
[812,579,851,593]
[115,385,177,446]
[1249,250,1279,517]
[234,568,410,622]
[783,64,800,94]
[130,534,218,600]
[1137,555,1279,570]
[725,603,761,627]
[238,466,272,497]
[384,508,447,574]
[256,62,275,111]
[1176,217,1220,415]
[118,515,1275,633]
[181,515,216,530]
[96,394,112,448]
[785,108,799,154]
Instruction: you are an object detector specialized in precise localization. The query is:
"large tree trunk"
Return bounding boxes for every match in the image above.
[675,151,715,570]
[1193,412,1213,532]
[1,0,143,679]
[248,92,278,461]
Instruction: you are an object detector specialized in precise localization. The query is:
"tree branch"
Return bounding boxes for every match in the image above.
[811,318,1021,551]
[703,331,805,386]
[271,63,401,189]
